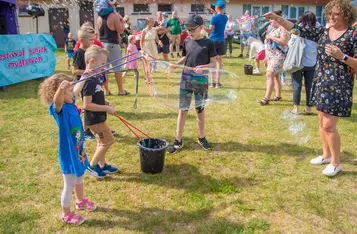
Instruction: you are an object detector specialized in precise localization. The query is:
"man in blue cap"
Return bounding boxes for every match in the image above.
[203,0,227,88]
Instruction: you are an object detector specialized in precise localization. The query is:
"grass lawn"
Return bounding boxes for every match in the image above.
[1,48,357,233]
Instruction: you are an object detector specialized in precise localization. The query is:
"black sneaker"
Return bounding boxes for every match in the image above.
[84,130,96,141]
[167,139,183,154]
[198,137,212,150]
[238,54,243,58]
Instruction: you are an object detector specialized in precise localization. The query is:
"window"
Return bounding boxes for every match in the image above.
[133,4,149,13]
[18,5,30,17]
[243,4,251,14]
[137,19,147,31]
[158,4,172,13]
[191,4,205,13]
[251,5,271,17]
[281,5,308,22]
[316,6,325,26]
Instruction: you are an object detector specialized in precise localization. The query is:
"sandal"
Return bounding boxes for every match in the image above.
[259,97,270,105]
[118,90,130,96]
[304,109,313,115]
[290,109,299,115]
[61,212,85,225]
[75,198,96,211]
[270,96,282,101]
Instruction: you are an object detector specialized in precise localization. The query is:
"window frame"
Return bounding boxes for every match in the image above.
[190,4,205,14]
[251,5,272,17]
[132,4,150,15]
[281,5,309,22]
[158,4,172,13]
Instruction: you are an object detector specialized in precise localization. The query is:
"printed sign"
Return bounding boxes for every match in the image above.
[0,34,57,86]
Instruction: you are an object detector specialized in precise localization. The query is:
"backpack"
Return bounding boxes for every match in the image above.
[283,36,305,73]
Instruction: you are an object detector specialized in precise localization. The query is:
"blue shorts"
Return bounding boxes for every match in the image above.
[67,52,74,59]
[179,72,208,110]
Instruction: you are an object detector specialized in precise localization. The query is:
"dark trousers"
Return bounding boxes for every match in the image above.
[225,35,233,54]
[291,66,315,106]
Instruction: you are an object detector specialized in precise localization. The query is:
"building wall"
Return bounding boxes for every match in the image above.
[17,2,324,37]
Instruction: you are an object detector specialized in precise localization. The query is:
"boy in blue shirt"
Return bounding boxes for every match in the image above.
[65,32,76,71]
[167,15,217,154]
[203,0,227,88]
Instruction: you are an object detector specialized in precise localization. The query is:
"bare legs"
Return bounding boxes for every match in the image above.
[264,71,281,99]
[318,111,340,166]
[175,110,205,141]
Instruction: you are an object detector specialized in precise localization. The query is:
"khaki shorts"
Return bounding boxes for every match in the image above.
[88,122,115,147]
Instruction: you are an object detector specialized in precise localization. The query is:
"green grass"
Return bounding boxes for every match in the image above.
[1,48,357,233]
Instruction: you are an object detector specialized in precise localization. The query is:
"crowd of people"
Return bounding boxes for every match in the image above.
[44,0,357,225]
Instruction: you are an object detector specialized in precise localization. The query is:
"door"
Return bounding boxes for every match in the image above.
[79,1,94,27]
[116,7,124,17]
[48,8,69,48]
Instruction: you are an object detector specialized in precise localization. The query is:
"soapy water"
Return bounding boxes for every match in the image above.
[281,110,311,144]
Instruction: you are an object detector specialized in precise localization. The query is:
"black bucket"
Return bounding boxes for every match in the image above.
[244,64,253,75]
[137,138,168,174]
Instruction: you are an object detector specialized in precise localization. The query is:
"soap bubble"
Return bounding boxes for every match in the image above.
[144,60,239,110]
[281,110,311,144]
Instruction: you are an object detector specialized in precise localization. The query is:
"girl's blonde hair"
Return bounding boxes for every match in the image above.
[128,35,135,43]
[38,73,72,104]
[123,15,130,23]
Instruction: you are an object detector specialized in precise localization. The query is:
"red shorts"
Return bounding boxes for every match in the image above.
[255,50,265,61]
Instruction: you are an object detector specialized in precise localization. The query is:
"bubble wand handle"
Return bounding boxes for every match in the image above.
[113,113,151,139]
[72,56,143,85]
[92,51,141,72]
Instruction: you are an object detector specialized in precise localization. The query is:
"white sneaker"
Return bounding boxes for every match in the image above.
[253,69,261,75]
[310,156,331,165]
[322,164,342,177]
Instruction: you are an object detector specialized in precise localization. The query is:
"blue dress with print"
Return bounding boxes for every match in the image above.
[49,102,89,177]
[294,24,357,117]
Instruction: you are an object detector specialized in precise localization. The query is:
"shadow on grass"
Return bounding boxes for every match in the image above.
[85,206,268,233]
[116,110,193,121]
[0,79,43,100]
[212,141,316,157]
[121,163,261,194]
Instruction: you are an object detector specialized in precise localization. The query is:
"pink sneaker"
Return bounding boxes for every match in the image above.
[75,198,96,211]
[61,212,84,225]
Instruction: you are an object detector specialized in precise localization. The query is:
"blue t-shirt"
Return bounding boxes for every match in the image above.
[65,39,76,54]
[209,14,228,42]
[49,102,89,177]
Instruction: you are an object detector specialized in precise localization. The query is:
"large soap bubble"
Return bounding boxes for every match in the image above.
[145,60,239,110]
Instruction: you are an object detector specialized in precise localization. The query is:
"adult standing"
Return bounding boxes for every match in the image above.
[290,12,318,115]
[264,0,357,176]
[225,15,236,58]
[203,0,228,88]
[97,9,129,96]
[259,10,289,105]
[155,11,170,61]
[237,10,257,58]
[122,15,134,55]
[168,11,182,58]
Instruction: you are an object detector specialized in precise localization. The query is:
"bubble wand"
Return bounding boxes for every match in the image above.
[71,56,142,85]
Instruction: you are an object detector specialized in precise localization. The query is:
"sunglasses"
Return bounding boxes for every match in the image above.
[187,26,199,32]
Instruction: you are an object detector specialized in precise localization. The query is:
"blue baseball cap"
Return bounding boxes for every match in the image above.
[213,0,225,8]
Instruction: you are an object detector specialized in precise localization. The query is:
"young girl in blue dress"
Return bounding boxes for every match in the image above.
[39,73,96,225]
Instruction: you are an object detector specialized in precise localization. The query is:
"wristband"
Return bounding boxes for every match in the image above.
[342,54,348,62]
